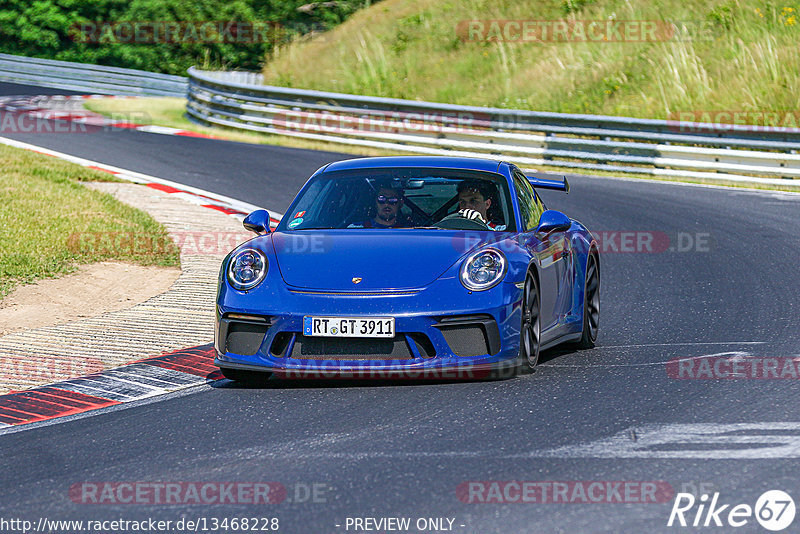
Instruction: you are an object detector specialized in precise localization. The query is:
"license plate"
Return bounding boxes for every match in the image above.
[303,316,395,338]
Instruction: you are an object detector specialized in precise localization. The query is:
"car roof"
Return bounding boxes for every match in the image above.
[322,156,505,174]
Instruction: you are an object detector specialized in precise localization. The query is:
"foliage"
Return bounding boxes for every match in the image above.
[0,0,375,75]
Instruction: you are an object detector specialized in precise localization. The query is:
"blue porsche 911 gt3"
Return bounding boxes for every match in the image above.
[215,156,599,382]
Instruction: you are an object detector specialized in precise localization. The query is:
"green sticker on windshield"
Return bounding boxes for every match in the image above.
[287,217,303,229]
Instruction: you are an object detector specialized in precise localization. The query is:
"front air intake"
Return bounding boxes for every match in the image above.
[218,315,270,356]
[434,315,500,357]
[289,335,414,360]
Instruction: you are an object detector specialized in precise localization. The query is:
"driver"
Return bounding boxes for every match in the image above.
[362,185,412,228]
[456,180,506,231]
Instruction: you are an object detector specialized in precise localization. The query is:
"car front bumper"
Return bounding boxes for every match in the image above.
[215,277,523,379]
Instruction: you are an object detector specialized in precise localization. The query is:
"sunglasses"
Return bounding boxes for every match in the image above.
[376,195,400,205]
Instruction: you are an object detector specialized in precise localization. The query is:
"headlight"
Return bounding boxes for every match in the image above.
[460,248,507,291]
[227,248,267,290]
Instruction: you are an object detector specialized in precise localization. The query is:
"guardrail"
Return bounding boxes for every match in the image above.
[187,68,800,186]
[0,54,187,97]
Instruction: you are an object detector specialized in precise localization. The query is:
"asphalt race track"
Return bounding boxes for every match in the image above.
[2,82,800,533]
[0,81,86,97]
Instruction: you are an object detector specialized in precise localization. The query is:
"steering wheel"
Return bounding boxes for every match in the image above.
[432,211,491,230]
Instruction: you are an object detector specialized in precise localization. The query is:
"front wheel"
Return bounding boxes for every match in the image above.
[517,271,541,373]
[576,253,599,349]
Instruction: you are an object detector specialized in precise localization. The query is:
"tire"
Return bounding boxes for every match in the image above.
[576,253,599,349]
[517,270,541,374]
[220,367,272,386]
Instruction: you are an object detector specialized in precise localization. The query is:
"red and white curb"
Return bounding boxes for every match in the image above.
[0,345,220,429]
[0,135,282,227]
[0,94,216,139]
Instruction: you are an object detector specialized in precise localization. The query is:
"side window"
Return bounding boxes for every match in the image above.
[512,170,539,231]
[531,190,546,227]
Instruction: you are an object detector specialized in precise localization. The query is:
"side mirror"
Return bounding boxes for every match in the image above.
[243,210,272,235]
[535,210,571,235]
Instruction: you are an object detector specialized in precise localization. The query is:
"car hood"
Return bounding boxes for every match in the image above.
[270,230,494,291]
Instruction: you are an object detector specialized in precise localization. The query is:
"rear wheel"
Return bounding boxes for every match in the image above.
[576,253,599,349]
[220,367,272,386]
[517,271,541,373]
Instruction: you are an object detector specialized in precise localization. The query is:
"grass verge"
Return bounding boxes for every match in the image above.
[0,144,179,300]
[260,0,800,121]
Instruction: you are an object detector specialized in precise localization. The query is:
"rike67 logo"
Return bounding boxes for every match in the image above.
[668,490,795,531]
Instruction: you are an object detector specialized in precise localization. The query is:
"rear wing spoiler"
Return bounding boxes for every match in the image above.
[527,175,569,193]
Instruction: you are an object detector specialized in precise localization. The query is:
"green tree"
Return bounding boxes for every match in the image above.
[0,0,375,75]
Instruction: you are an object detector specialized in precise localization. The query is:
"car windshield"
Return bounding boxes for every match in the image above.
[278,167,516,232]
